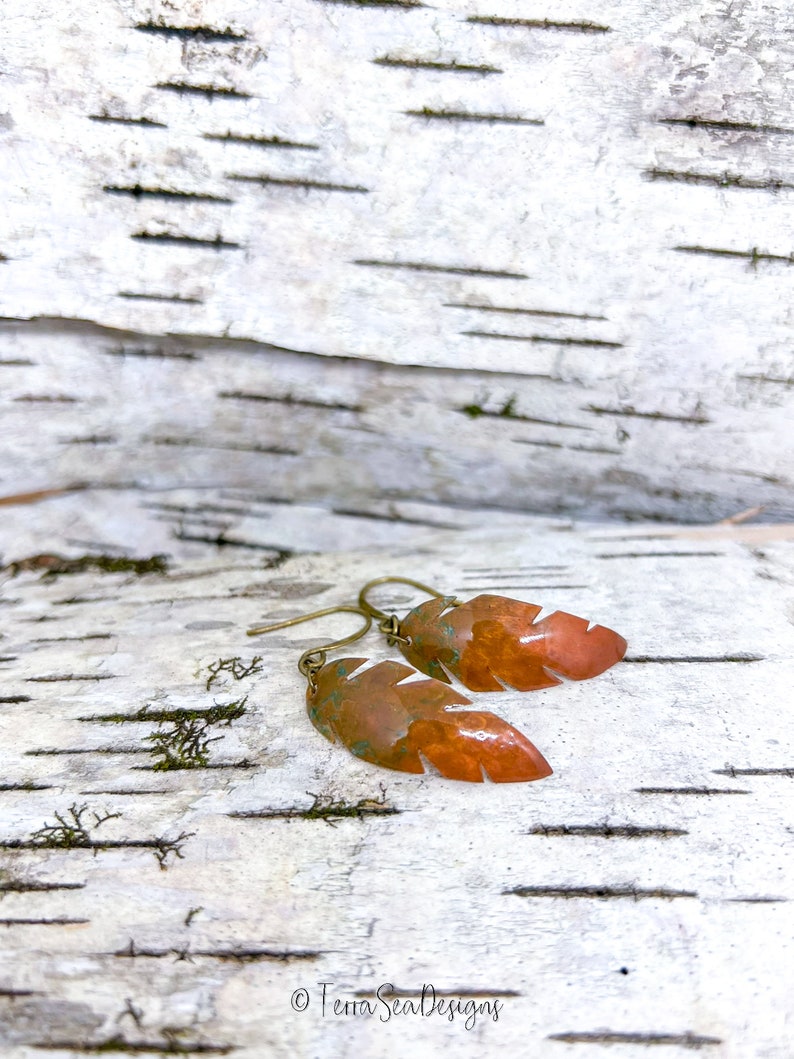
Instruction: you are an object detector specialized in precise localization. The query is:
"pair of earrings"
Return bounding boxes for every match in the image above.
[248,577,627,785]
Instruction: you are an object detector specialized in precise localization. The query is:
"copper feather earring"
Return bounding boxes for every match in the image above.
[358,577,627,692]
[247,604,552,783]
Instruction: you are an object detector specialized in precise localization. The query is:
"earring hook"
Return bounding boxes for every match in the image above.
[247,605,372,690]
[358,576,459,621]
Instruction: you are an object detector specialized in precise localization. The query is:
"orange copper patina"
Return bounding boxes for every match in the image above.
[307,658,552,783]
[398,594,627,692]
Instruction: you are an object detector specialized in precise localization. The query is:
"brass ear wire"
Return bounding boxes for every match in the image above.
[357,576,461,646]
[247,605,372,691]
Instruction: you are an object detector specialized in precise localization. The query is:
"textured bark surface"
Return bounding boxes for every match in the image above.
[1,505,793,1057]
[1,0,793,521]
[1,1,794,1056]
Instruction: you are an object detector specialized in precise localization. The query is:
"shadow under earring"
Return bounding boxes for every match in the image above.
[359,577,627,693]
[248,605,551,783]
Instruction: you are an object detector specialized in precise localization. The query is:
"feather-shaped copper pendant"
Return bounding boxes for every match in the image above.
[308,658,552,782]
[397,594,627,692]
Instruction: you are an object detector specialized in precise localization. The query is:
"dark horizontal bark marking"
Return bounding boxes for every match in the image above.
[131,759,257,770]
[445,301,606,320]
[674,245,794,266]
[205,131,319,150]
[331,507,459,528]
[569,443,621,454]
[548,1030,721,1048]
[32,633,113,643]
[405,108,543,126]
[132,591,275,604]
[26,747,148,756]
[356,986,520,998]
[13,394,78,402]
[658,116,794,135]
[353,258,529,279]
[143,500,275,518]
[528,824,687,838]
[645,168,794,192]
[463,330,622,347]
[727,895,788,903]
[605,506,712,522]
[586,404,709,424]
[0,917,89,926]
[66,434,118,444]
[0,839,186,853]
[80,704,245,723]
[31,1039,234,1055]
[461,584,587,591]
[53,595,120,605]
[0,656,17,662]
[0,358,34,365]
[0,880,84,892]
[313,0,424,7]
[374,56,502,74]
[737,373,793,387]
[590,533,691,541]
[134,22,247,41]
[731,468,787,483]
[514,439,560,448]
[117,291,203,304]
[459,405,591,430]
[104,344,198,360]
[104,185,233,203]
[25,674,117,682]
[597,551,724,558]
[89,113,166,127]
[219,389,362,412]
[227,173,368,193]
[714,767,794,777]
[0,989,40,996]
[467,16,610,33]
[78,789,172,795]
[7,552,167,577]
[463,564,569,572]
[149,436,300,456]
[507,885,697,900]
[624,655,762,664]
[230,805,398,822]
[0,783,53,791]
[153,82,252,99]
[635,787,749,795]
[115,940,321,961]
[131,232,243,250]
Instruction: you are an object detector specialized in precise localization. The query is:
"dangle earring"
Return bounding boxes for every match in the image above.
[247,604,552,783]
[358,577,627,693]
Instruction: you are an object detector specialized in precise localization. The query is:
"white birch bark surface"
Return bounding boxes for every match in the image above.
[1,1,794,1057]
[1,0,792,521]
[1,504,793,1058]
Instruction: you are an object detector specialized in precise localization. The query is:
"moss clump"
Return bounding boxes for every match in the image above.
[3,553,169,578]
[460,395,518,419]
[205,657,262,690]
[30,804,120,849]
[301,788,396,826]
[145,698,246,770]
[90,698,248,726]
